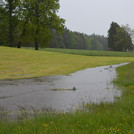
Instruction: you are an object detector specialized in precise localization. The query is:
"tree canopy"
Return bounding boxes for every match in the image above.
[108,22,133,51]
[0,0,65,50]
[0,0,18,47]
[49,28,108,50]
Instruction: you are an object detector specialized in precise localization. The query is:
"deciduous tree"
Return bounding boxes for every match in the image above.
[108,22,133,51]
[0,0,18,47]
[19,0,65,50]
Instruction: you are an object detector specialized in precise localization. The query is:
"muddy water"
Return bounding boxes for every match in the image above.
[0,63,128,111]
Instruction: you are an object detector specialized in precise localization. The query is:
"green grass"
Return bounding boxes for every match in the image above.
[1,46,134,79]
[42,48,134,57]
[0,63,134,133]
[0,47,134,133]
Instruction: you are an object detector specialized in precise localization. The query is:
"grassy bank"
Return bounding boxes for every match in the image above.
[0,63,134,134]
[1,46,134,79]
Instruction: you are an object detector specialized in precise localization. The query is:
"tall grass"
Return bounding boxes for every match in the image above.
[0,63,134,134]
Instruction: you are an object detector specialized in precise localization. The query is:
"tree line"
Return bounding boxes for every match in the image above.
[49,28,108,50]
[0,1,133,52]
[49,22,134,51]
[0,0,108,51]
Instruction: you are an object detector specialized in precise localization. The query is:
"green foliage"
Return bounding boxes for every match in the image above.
[122,24,134,43]
[48,28,108,50]
[0,0,107,51]
[108,22,120,51]
[0,0,18,47]
[108,22,133,51]
[0,0,65,50]
[0,6,7,45]
[18,0,65,50]
[114,27,133,51]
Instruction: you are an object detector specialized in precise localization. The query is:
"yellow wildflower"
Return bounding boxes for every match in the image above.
[43,124,48,127]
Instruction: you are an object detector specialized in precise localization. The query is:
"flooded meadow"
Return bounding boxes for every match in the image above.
[0,63,128,112]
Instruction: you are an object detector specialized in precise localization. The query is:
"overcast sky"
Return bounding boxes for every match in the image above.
[58,0,134,36]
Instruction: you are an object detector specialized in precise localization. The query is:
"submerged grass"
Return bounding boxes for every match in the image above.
[0,47,134,133]
[1,46,134,79]
[50,89,76,91]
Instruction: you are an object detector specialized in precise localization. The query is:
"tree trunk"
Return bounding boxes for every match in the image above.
[17,42,21,48]
[17,21,28,48]
[34,2,39,50]
[35,29,39,50]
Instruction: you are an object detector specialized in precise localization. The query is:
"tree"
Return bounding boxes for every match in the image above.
[0,0,19,47]
[19,0,65,50]
[122,24,134,44]
[114,27,133,51]
[108,22,133,51]
[108,22,120,51]
[0,5,7,45]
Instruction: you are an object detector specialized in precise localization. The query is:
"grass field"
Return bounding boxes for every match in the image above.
[1,46,134,79]
[0,46,134,133]
[0,62,134,134]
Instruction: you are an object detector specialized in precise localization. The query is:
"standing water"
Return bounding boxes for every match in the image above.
[0,63,128,111]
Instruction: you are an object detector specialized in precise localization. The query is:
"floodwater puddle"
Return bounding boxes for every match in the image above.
[0,63,128,112]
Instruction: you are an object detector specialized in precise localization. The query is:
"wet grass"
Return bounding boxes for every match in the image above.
[0,63,134,134]
[1,46,134,79]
